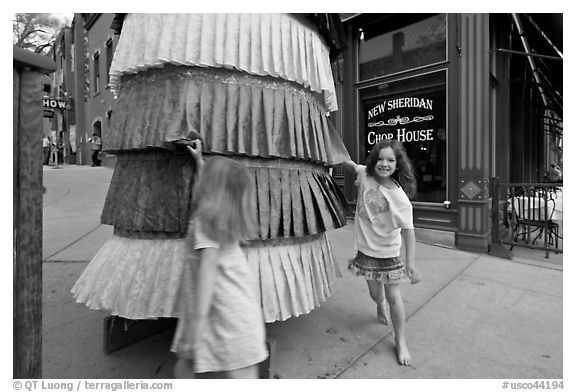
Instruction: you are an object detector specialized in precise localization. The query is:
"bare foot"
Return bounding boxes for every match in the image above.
[395,338,412,366]
[376,301,389,325]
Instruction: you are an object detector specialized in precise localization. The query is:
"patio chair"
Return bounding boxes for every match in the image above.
[512,188,559,249]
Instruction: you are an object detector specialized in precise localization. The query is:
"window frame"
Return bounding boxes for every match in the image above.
[356,13,449,85]
[92,50,100,95]
[356,68,450,203]
[105,38,114,86]
[350,13,456,206]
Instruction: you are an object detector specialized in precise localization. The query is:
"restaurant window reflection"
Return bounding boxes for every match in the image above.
[358,14,447,82]
[359,71,447,203]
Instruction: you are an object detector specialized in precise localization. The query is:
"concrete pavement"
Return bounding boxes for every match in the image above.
[41,164,564,380]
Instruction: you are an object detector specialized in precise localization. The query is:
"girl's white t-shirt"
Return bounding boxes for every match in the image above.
[354,165,414,258]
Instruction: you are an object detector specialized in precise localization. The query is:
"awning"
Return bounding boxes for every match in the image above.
[508,13,563,117]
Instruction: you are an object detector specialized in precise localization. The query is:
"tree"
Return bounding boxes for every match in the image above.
[13,13,70,54]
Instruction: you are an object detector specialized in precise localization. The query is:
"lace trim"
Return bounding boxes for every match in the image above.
[119,64,327,111]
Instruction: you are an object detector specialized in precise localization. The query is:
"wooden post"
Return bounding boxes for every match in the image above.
[13,47,56,379]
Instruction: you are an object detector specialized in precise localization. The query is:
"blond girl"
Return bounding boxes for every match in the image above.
[172,141,267,378]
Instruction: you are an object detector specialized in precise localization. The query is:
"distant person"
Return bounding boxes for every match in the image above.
[50,139,58,165]
[171,140,268,379]
[547,164,562,182]
[56,140,64,165]
[87,133,102,167]
[57,132,65,164]
[343,139,422,366]
[43,136,51,165]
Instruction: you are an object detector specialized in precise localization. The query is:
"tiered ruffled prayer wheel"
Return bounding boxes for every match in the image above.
[72,13,350,322]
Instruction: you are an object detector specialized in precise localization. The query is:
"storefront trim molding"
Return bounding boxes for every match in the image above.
[414,227,455,248]
[458,200,490,229]
[414,208,458,231]
[456,231,490,253]
[457,199,491,252]
[459,178,490,200]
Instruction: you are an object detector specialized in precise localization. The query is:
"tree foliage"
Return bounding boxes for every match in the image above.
[13,13,69,54]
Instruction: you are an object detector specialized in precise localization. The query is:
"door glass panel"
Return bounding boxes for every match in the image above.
[359,71,447,202]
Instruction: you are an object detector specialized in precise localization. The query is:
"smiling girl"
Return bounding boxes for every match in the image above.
[343,139,422,366]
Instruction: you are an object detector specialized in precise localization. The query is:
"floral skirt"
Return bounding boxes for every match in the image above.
[348,251,409,284]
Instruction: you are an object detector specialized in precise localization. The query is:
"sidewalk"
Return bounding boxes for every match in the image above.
[41,164,563,379]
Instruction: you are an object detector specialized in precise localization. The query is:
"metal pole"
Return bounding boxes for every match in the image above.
[525,14,563,59]
[491,177,500,244]
[493,48,562,61]
[511,13,549,108]
[488,177,513,259]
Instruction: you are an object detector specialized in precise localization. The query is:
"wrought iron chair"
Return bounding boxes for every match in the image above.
[511,187,559,249]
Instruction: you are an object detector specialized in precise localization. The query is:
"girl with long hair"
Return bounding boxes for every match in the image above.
[344,139,422,366]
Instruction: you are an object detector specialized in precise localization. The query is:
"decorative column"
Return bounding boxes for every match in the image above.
[456,13,491,252]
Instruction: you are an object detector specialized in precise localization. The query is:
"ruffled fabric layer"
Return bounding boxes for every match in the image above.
[109,13,337,111]
[71,235,192,319]
[71,233,340,322]
[105,66,349,166]
[101,154,350,240]
[101,150,196,236]
[346,259,410,284]
[241,158,350,239]
[245,234,340,322]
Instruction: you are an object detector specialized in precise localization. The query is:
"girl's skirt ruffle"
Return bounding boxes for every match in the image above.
[71,233,339,322]
[104,66,349,166]
[109,13,337,111]
[347,252,410,284]
[101,154,350,240]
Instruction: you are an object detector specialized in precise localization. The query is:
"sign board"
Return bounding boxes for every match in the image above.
[364,96,437,155]
[43,97,69,110]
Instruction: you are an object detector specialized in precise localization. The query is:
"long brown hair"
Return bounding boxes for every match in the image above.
[365,139,417,198]
[192,156,256,244]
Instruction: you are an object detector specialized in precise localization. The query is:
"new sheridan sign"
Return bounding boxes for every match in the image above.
[365,96,436,146]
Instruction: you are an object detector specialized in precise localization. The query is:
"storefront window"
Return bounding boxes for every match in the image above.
[359,14,447,81]
[359,71,447,203]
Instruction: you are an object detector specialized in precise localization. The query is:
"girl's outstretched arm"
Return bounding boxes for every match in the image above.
[342,160,359,172]
[173,138,205,173]
[401,229,421,284]
[186,140,204,173]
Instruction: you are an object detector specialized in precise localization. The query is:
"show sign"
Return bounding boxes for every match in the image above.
[364,96,437,153]
[43,97,69,110]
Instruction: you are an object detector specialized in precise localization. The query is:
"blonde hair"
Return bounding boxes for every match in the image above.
[192,156,256,244]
